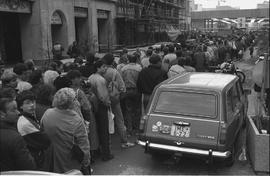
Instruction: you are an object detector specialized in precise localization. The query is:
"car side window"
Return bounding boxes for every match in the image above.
[226,85,240,122]
[226,87,234,122]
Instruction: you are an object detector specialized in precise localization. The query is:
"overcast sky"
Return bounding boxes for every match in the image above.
[195,0,269,9]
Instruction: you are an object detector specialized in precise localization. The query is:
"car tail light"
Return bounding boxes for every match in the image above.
[139,115,148,132]
[219,123,227,144]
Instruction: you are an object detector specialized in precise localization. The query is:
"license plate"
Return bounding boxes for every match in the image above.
[171,125,190,138]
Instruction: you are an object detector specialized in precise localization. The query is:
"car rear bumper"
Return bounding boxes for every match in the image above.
[137,140,231,158]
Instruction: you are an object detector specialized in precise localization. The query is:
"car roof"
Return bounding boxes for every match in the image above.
[160,72,237,92]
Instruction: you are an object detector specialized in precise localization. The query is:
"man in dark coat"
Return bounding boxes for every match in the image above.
[0,98,36,171]
[137,54,168,112]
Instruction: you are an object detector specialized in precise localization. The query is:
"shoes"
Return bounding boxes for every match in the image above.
[102,154,114,161]
[121,142,135,149]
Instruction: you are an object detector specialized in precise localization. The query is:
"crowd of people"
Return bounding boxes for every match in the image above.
[0,30,261,174]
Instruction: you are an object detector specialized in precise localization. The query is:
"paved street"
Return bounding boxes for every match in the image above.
[92,135,254,175]
[91,49,257,175]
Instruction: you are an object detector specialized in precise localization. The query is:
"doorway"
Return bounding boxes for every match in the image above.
[75,17,89,56]
[97,18,109,52]
[51,11,68,53]
[0,12,22,64]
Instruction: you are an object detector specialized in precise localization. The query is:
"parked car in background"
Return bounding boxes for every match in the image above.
[138,72,248,166]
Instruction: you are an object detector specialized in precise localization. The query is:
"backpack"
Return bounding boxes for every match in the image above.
[108,71,120,103]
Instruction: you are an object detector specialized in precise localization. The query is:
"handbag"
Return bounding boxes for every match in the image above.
[71,136,84,163]
[108,71,120,103]
[108,107,115,134]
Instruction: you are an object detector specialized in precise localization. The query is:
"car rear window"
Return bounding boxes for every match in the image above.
[154,91,217,118]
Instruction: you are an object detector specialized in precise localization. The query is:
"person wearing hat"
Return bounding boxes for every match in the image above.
[137,54,167,113]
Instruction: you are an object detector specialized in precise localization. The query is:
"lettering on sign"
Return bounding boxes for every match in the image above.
[51,12,62,25]
[0,0,31,13]
[97,10,108,19]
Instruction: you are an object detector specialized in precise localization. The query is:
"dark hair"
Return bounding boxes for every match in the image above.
[128,54,137,63]
[63,62,78,72]
[16,90,36,109]
[48,62,58,71]
[168,45,175,53]
[185,56,192,66]
[74,58,83,65]
[146,49,153,56]
[175,50,182,57]
[36,84,55,106]
[149,54,161,64]
[29,69,43,85]
[93,59,105,73]
[122,48,128,54]
[0,88,16,99]
[0,98,14,113]
[86,52,95,65]
[178,57,186,67]
[203,45,207,52]
[163,47,169,55]
[24,60,35,71]
[53,76,72,91]
[102,53,114,65]
[66,70,82,81]
[54,60,63,67]
[13,63,28,75]
[133,52,141,62]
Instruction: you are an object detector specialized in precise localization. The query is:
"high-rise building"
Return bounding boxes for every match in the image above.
[257,1,270,9]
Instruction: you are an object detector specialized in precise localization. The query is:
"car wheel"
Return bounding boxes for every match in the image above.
[225,138,238,167]
[225,144,235,167]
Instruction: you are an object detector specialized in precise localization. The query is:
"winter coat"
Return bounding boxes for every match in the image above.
[17,112,51,169]
[0,118,36,171]
[41,108,90,173]
[137,64,167,95]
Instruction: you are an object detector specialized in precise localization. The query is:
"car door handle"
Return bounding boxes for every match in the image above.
[173,121,190,126]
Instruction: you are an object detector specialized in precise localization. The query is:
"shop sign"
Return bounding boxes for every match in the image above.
[51,12,62,25]
[97,10,108,19]
[0,0,31,13]
[74,7,88,18]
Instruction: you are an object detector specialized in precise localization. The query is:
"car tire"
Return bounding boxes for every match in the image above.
[225,144,235,167]
[225,132,240,167]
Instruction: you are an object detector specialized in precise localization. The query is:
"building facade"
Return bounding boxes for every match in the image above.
[115,0,190,48]
[191,8,269,34]
[0,0,117,64]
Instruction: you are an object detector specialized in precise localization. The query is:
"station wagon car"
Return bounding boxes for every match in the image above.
[138,72,248,166]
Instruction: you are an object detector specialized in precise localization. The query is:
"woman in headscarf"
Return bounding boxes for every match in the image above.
[41,88,90,173]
